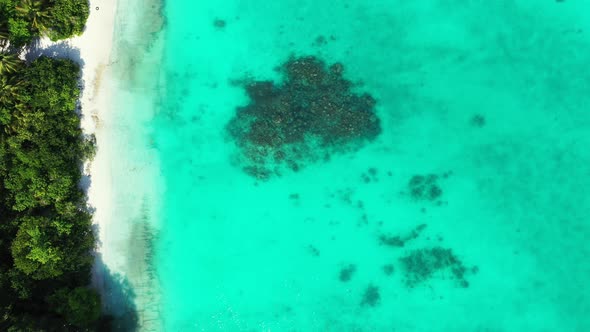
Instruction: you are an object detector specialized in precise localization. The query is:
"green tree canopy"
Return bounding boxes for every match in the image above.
[46,0,89,40]
[2,57,84,211]
[47,287,101,327]
[15,0,50,33]
[0,31,99,330]
[11,216,64,279]
[0,0,90,47]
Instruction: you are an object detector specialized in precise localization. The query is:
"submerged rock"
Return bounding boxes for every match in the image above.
[227,55,381,179]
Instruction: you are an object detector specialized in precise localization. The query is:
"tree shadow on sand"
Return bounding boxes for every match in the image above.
[24,40,84,67]
[93,254,139,332]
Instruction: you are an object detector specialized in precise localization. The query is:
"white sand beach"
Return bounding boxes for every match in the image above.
[77,0,118,296]
[73,0,119,297]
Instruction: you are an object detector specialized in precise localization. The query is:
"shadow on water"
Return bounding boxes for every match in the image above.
[94,254,139,332]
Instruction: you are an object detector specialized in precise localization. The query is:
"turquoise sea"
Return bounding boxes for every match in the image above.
[104,1,590,331]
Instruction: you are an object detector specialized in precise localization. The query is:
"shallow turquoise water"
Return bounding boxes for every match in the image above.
[110,1,590,331]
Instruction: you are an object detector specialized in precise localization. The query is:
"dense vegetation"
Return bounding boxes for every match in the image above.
[0,55,100,331]
[0,0,102,330]
[1,0,89,47]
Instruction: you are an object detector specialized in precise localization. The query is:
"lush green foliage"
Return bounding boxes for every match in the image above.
[48,287,101,327]
[0,56,100,330]
[0,0,89,47]
[0,52,22,74]
[0,1,99,329]
[46,0,89,40]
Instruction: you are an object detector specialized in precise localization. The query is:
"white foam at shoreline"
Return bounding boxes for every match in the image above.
[92,0,166,327]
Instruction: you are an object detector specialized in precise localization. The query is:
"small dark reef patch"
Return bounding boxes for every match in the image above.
[307,245,320,257]
[407,174,443,201]
[399,247,475,288]
[382,264,395,276]
[213,18,226,29]
[470,114,486,127]
[361,167,379,183]
[227,55,381,179]
[339,264,357,282]
[361,284,381,307]
[379,224,427,248]
[313,35,328,46]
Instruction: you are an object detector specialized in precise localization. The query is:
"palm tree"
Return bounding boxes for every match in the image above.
[0,52,22,75]
[16,0,50,33]
[0,74,24,105]
[0,75,25,133]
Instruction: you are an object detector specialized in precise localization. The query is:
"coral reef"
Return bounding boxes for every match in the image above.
[227,55,381,179]
[470,114,486,127]
[213,19,226,29]
[339,264,357,282]
[399,247,475,288]
[360,284,380,307]
[407,174,443,201]
[379,224,427,248]
[307,245,320,257]
[382,264,395,276]
[361,167,379,183]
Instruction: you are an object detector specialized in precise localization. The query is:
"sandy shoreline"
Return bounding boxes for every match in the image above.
[76,0,119,297]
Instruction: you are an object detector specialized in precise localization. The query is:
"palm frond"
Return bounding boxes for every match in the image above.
[0,53,23,75]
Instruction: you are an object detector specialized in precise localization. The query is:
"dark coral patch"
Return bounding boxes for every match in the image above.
[399,247,475,288]
[382,264,395,276]
[407,174,443,201]
[470,114,486,127]
[379,224,427,248]
[312,35,328,46]
[213,18,226,29]
[360,284,380,307]
[361,167,379,183]
[227,56,381,179]
[339,264,357,282]
[379,234,405,247]
[307,245,320,257]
